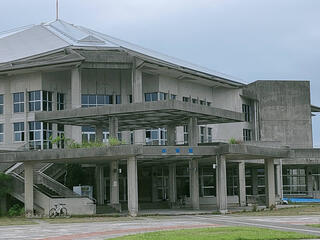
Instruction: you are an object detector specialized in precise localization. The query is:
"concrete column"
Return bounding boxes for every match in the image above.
[189,159,200,210]
[265,159,276,208]
[188,117,199,146]
[238,162,246,207]
[95,165,105,205]
[120,71,131,144]
[24,162,34,217]
[127,157,138,216]
[252,168,258,196]
[151,167,158,202]
[110,160,119,205]
[275,163,283,199]
[167,125,176,146]
[306,166,313,197]
[71,68,82,143]
[109,117,119,139]
[168,164,177,206]
[96,125,104,142]
[132,61,143,103]
[216,155,227,213]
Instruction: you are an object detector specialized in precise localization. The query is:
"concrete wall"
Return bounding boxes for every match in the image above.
[246,81,313,148]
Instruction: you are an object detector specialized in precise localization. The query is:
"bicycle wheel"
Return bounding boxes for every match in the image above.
[60,207,68,217]
[49,208,56,218]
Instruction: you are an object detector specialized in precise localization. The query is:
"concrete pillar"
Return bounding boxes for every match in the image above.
[109,116,119,140]
[238,162,246,207]
[167,125,176,146]
[189,159,200,210]
[110,160,119,205]
[168,164,177,206]
[96,125,104,142]
[120,71,131,144]
[265,159,276,208]
[216,155,227,213]
[132,61,143,103]
[151,167,158,202]
[127,157,138,216]
[252,168,258,196]
[95,165,105,205]
[275,163,283,199]
[306,166,313,197]
[70,68,82,143]
[24,162,34,217]
[188,117,198,146]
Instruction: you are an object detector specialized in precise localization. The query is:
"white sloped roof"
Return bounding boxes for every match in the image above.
[0,19,245,85]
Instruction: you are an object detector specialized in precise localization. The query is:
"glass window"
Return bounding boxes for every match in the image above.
[81,94,115,107]
[227,166,239,196]
[170,94,177,100]
[208,127,213,143]
[283,167,307,195]
[14,122,24,142]
[0,124,3,142]
[116,95,121,104]
[207,102,212,107]
[129,95,133,103]
[28,91,41,112]
[159,92,168,101]
[146,128,167,145]
[192,98,198,104]
[182,97,190,102]
[183,125,188,144]
[13,92,24,113]
[57,124,65,149]
[200,126,205,143]
[42,91,52,111]
[200,167,216,197]
[29,121,42,150]
[145,92,158,102]
[242,104,251,122]
[57,93,65,110]
[243,129,252,141]
[200,100,206,105]
[0,95,3,114]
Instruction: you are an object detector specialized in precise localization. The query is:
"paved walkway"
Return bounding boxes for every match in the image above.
[1,215,320,240]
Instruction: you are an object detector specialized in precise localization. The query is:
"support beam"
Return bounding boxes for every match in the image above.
[70,68,82,143]
[110,160,119,205]
[167,125,176,146]
[216,155,227,213]
[96,125,104,142]
[168,164,177,207]
[95,165,105,205]
[188,117,198,146]
[127,157,138,216]
[275,163,283,199]
[24,162,34,217]
[238,162,246,207]
[109,116,119,139]
[265,158,276,208]
[189,159,199,210]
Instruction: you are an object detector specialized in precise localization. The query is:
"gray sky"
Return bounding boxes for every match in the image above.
[1,0,320,146]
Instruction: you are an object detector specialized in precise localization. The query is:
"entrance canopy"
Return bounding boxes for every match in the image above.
[35,100,244,130]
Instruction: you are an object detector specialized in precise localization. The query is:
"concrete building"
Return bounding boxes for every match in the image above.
[0,20,319,216]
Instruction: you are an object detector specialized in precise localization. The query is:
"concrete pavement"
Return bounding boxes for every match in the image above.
[0,214,320,240]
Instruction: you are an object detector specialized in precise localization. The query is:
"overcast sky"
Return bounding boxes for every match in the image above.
[1,0,320,146]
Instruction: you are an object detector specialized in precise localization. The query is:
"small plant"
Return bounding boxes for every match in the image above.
[8,204,24,217]
[252,204,258,212]
[229,138,237,144]
[108,137,125,146]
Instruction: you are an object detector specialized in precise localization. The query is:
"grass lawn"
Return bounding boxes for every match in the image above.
[108,227,317,240]
[0,217,37,226]
[307,224,320,228]
[234,204,320,216]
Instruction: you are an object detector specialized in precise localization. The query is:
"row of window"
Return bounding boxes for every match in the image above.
[11,91,65,113]
[9,122,64,150]
[184,126,213,144]
[182,96,211,106]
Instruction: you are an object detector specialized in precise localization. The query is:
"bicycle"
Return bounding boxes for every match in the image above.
[49,203,69,218]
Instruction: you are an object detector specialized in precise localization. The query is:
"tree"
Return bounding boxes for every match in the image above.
[0,173,12,199]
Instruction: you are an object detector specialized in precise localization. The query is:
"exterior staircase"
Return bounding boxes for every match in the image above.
[5,162,96,216]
